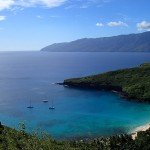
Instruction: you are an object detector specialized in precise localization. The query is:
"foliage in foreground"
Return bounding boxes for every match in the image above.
[64,63,150,101]
[1,122,150,150]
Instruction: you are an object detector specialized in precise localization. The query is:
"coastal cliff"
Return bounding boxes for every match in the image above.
[64,63,150,101]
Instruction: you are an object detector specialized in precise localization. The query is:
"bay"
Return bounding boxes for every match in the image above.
[0,51,150,139]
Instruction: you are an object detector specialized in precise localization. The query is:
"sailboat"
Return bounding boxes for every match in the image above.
[27,100,34,109]
[49,98,55,110]
[42,96,48,103]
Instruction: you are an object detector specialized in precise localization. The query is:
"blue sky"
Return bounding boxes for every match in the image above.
[0,0,150,51]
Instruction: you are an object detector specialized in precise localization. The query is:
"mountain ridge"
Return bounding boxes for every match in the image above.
[41,31,150,52]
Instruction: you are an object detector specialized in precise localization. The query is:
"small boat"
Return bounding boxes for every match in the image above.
[49,99,55,110]
[27,106,34,109]
[49,106,55,110]
[64,85,68,87]
[42,96,48,103]
[27,100,34,109]
[43,99,48,103]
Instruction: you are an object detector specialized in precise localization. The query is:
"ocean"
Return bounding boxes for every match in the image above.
[0,51,150,140]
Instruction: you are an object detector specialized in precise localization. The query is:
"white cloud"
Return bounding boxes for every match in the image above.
[0,0,67,11]
[137,21,150,31]
[0,15,5,21]
[34,0,67,8]
[107,21,128,27]
[96,22,104,27]
[0,0,112,11]
[36,15,42,19]
[0,0,14,10]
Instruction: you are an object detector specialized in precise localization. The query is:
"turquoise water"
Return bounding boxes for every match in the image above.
[0,52,150,139]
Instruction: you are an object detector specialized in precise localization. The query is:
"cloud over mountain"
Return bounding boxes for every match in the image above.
[137,21,150,31]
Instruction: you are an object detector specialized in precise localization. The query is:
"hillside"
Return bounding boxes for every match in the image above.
[64,63,150,101]
[41,32,150,52]
[1,122,150,150]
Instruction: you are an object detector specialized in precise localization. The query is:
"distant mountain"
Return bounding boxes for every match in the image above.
[41,32,150,52]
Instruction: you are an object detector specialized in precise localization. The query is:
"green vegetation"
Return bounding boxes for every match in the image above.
[64,63,150,101]
[2,122,150,149]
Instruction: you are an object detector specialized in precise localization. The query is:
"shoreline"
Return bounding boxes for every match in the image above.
[131,123,150,140]
[58,82,149,103]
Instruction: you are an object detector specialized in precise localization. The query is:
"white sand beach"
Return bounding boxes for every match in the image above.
[131,124,150,140]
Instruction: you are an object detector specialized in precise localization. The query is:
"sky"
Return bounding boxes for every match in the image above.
[0,0,150,51]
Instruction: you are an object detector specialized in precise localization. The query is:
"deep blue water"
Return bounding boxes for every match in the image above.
[0,51,150,140]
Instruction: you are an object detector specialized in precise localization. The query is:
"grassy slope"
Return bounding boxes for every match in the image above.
[64,63,150,101]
